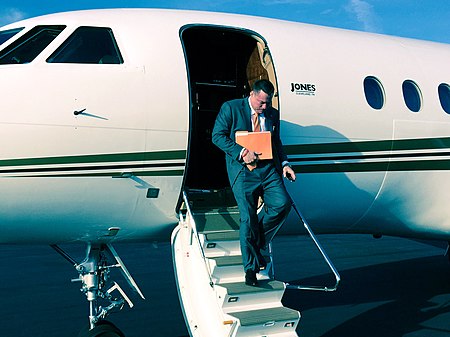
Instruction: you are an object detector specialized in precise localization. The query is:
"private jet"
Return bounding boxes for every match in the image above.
[0,8,449,337]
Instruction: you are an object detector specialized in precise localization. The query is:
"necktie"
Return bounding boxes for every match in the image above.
[247,113,261,171]
[252,113,261,132]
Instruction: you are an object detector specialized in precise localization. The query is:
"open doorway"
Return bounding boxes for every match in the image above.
[181,26,278,208]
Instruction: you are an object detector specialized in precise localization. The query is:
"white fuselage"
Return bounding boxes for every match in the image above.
[0,9,449,244]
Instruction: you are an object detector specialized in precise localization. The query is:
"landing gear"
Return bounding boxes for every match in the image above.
[52,243,145,337]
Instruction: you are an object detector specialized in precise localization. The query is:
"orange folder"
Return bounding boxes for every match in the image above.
[236,131,273,165]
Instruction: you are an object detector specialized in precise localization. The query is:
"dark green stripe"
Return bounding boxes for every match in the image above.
[0,150,187,167]
[293,159,450,173]
[2,137,450,176]
[0,161,183,175]
[15,169,185,178]
[285,137,450,156]
[289,151,450,164]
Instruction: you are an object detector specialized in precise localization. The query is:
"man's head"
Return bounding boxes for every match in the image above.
[250,79,274,114]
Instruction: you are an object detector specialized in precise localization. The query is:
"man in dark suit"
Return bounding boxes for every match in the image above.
[212,79,296,286]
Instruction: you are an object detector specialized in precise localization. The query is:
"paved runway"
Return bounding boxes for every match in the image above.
[0,234,449,337]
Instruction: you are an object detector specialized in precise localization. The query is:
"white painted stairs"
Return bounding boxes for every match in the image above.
[171,190,300,337]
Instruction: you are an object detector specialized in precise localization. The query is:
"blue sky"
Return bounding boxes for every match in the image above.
[0,1,449,44]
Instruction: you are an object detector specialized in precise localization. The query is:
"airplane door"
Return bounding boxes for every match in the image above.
[180,26,279,196]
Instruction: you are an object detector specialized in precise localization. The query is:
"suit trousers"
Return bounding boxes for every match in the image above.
[232,160,291,273]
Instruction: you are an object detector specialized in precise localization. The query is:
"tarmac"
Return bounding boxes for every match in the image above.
[0,234,449,337]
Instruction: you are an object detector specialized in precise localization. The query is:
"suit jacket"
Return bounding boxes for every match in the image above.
[212,97,288,187]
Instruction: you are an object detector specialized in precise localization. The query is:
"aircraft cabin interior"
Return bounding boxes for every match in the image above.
[181,26,279,208]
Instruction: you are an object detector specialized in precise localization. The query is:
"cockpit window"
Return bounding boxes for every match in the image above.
[47,26,123,64]
[0,28,24,46]
[0,25,65,64]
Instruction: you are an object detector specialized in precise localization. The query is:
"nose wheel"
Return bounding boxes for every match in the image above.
[78,320,125,337]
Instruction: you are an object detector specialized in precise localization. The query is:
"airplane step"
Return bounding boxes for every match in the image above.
[185,188,237,211]
[202,230,240,241]
[191,209,240,233]
[209,255,245,283]
[200,230,241,258]
[211,255,243,267]
[216,279,285,311]
[209,255,271,283]
[227,306,300,337]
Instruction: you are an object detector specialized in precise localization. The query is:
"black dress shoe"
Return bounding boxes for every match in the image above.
[245,270,258,286]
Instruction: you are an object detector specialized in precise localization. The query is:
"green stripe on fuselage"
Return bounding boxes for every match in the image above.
[19,169,186,178]
[0,150,187,167]
[286,136,450,173]
[293,159,450,173]
[1,136,449,176]
[284,136,450,155]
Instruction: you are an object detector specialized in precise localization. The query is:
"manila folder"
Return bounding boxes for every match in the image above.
[235,131,272,160]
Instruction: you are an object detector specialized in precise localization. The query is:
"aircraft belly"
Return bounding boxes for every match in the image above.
[284,171,385,234]
[0,176,181,244]
[362,120,450,239]
[365,171,450,239]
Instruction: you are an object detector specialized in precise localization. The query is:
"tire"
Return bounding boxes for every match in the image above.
[77,320,125,337]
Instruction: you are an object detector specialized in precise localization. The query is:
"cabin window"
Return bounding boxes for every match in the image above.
[0,28,23,46]
[438,83,450,114]
[47,26,123,64]
[0,25,65,64]
[363,76,385,110]
[402,80,422,112]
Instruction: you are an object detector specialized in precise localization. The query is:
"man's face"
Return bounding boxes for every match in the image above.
[250,90,272,114]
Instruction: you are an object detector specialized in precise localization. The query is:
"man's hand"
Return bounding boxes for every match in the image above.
[283,165,296,182]
[243,150,260,165]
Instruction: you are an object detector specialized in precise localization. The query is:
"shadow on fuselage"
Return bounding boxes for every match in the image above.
[279,120,411,238]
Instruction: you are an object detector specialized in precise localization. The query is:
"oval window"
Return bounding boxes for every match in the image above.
[364,76,385,110]
[438,83,450,114]
[402,80,422,112]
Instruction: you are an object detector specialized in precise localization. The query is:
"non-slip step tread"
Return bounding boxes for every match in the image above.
[187,199,241,233]
[210,255,243,267]
[218,280,285,295]
[186,188,237,209]
[202,230,240,241]
[210,255,271,267]
[228,306,300,326]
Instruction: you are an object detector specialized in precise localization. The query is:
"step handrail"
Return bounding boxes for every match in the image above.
[181,191,214,287]
[286,200,341,292]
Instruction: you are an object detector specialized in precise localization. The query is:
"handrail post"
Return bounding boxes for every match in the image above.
[286,201,341,292]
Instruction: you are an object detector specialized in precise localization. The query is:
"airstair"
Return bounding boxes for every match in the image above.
[171,189,340,337]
